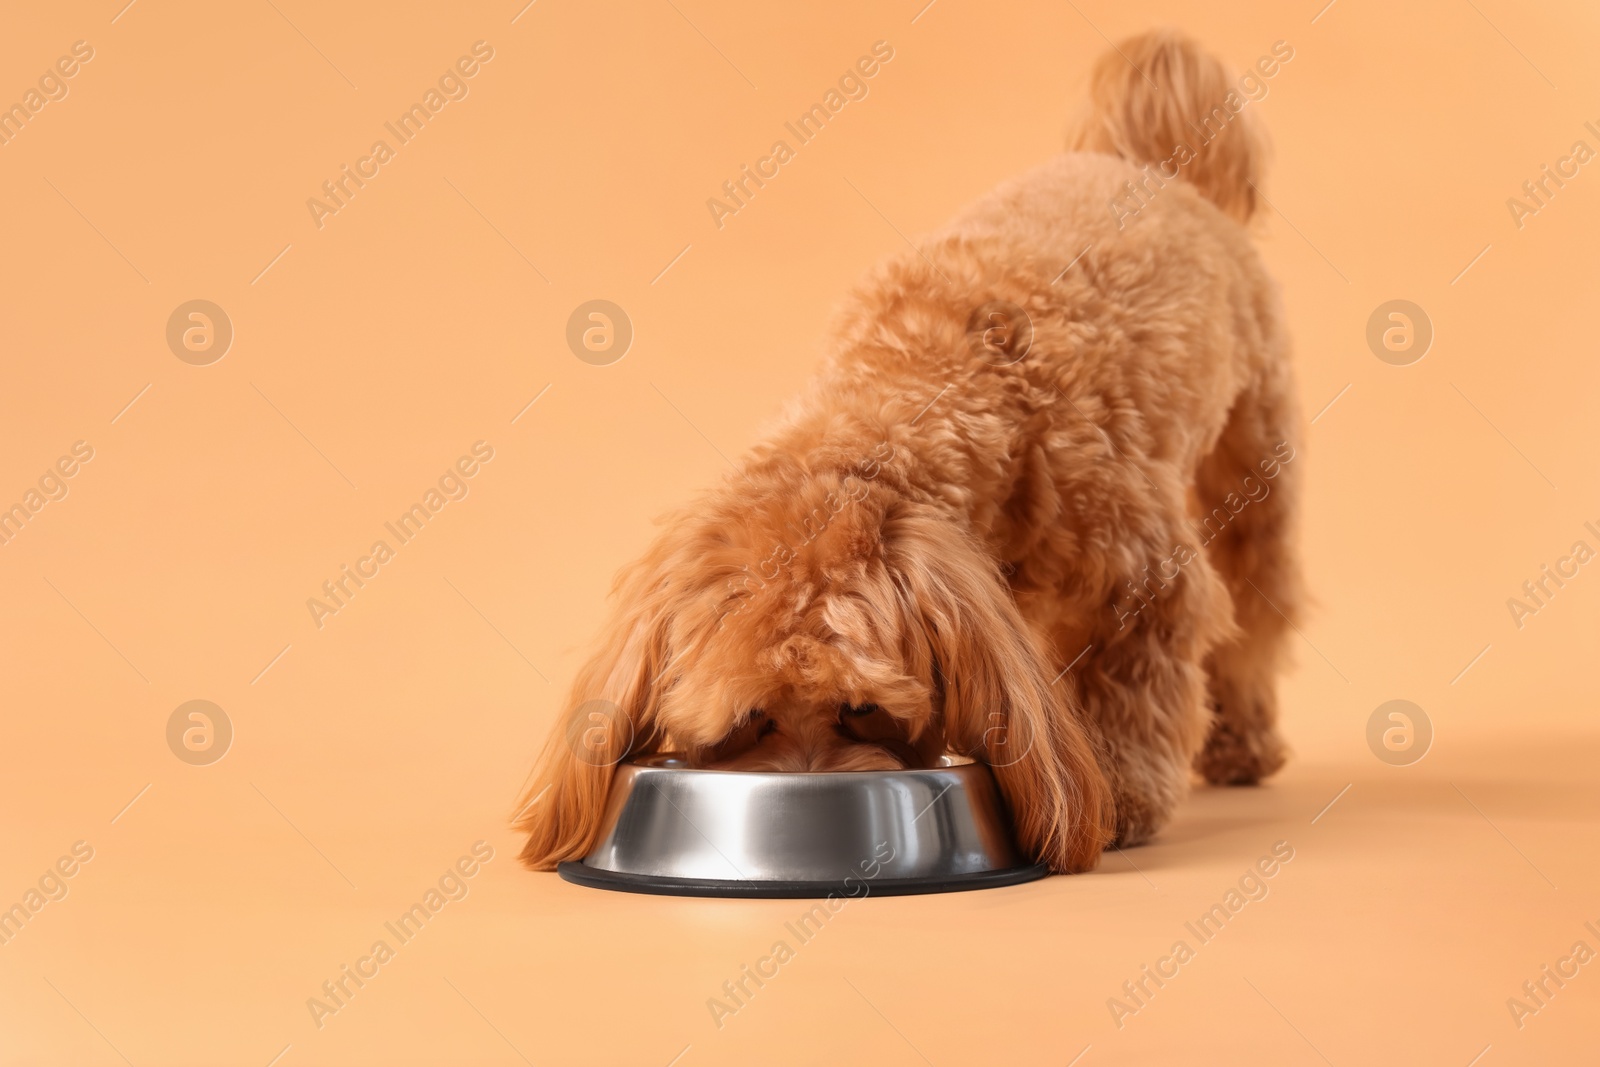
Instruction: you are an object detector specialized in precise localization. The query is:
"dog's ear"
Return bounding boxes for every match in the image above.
[513,542,677,870]
[884,505,1113,873]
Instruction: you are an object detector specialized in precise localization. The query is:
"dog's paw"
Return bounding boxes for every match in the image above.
[1196,717,1287,786]
[1107,780,1165,848]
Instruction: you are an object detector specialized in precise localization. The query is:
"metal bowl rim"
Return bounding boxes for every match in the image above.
[620,752,982,784]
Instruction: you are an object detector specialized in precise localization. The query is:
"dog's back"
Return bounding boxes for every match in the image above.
[934,30,1280,405]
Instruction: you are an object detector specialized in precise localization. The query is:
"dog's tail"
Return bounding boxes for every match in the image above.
[1066,30,1265,223]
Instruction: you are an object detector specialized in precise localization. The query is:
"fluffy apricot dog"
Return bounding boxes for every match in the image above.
[517,31,1302,874]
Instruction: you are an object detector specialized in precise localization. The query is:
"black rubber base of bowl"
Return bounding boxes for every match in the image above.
[557,861,1050,898]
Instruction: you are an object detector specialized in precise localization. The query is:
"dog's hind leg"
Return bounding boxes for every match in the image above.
[1192,373,1302,786]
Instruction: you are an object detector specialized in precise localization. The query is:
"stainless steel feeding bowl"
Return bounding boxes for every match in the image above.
[557,754,1048,897]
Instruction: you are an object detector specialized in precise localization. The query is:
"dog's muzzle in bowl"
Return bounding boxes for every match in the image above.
[557,755,1048,897]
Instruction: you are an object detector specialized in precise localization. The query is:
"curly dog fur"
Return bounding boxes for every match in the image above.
[516,30,1302,874]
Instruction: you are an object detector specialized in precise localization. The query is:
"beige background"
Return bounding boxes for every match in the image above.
[2,0,1599,1063]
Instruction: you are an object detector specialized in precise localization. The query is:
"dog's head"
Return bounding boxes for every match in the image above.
[514,462,1112,873]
